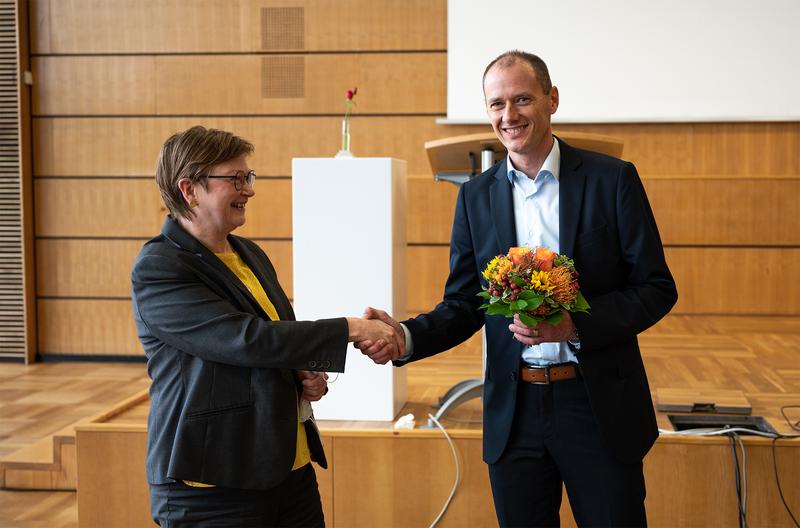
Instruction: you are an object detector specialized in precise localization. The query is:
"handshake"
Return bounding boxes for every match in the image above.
[347,307,406,365]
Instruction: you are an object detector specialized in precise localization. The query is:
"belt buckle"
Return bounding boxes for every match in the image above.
[530,365,551,385]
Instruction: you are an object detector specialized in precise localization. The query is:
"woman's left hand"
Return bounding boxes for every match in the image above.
[298,370,329,402]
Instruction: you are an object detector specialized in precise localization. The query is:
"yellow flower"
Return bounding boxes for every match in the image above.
[529,270,554,293]
[482,256,513,283]
[482,257,500,281]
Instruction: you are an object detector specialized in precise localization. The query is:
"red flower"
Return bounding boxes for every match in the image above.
[346,87,358,101]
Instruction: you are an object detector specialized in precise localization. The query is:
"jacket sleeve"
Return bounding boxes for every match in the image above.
[131,252,348,371]
[572,162,678,351]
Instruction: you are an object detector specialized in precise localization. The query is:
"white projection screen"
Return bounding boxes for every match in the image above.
[446,0,800,124]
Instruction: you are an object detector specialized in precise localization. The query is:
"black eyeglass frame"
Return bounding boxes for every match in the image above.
[205,170,257,191]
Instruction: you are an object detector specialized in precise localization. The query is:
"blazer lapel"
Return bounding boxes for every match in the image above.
[161,217,274,318]
[230,237,295,322]
[558,139,586,259]
[489,159,517,253]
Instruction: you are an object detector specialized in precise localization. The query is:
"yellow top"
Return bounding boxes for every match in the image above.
[182,250,311,488]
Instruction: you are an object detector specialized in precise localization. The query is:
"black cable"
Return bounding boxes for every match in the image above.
[780,405,800,431]
[771,436,800,528]
[728,433,747,528]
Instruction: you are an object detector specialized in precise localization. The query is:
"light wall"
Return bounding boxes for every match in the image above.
[29,0,800,358]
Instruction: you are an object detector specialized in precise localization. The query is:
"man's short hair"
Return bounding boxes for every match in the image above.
[483,50,553,94]
[155,126,254,220]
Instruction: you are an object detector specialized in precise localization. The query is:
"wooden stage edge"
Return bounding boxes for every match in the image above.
[68,314,800,528]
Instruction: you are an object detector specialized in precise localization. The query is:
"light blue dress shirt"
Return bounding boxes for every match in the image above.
[507,138,578,366]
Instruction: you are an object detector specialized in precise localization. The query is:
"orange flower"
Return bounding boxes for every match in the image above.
[549,266,578,305]
[508,246,531,266]
[533,247,556,271]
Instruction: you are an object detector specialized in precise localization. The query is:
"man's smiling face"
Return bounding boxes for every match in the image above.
[484,60,559,161]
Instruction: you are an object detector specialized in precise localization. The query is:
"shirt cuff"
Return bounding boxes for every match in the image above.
[399,323,414,360]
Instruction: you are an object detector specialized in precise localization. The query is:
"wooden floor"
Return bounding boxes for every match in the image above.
[1,314,799,527]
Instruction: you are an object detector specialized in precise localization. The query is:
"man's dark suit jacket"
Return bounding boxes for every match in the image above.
[132,217,348,490]
[402,138,678,465]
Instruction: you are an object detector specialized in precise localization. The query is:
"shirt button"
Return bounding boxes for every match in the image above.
[308,361,317,368]
[510,372,517,381]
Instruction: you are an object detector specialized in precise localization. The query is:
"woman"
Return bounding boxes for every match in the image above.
[131,126,397,527]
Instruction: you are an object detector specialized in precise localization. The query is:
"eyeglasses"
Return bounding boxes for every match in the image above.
[206,170,256,191]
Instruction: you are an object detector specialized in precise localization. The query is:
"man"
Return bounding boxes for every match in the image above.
[359,50,677,527]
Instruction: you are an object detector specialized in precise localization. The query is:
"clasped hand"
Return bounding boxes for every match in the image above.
[297,370,328,402]
[348,308,406,365]
[508,312,577,346]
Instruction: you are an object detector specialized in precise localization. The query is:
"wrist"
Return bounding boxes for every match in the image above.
[346,317,361,341]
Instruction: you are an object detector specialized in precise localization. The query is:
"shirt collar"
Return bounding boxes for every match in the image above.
[506,136,561,183]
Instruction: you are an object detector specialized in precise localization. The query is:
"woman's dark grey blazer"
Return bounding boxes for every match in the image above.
[131,217,348,490]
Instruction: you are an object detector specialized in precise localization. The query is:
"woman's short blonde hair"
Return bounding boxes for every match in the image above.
[156,126,254,220]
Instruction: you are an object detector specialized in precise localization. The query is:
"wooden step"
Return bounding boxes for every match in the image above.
[1,423,80,490]
[1,382,150,490]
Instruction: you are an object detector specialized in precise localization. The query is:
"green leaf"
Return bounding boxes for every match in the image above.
[525,296,544,310]
[519,312,541,328]
[515,300,528,310]
[545,311,563,326]
[487,302,510,316]
[573,291,590,312]
[516,290,538,301]
[477,290,491,300]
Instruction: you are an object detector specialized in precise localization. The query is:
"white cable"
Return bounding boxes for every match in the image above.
[427,413,461,528]
[658,427,800,439]
[735,433,747,523]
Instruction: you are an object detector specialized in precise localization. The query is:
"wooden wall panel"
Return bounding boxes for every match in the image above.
[666,247,800,314]
[407,176,459,244]
[31,0,446,54]
[32,56,156,115]
[32,53,444,116]
[33,54,446,116]
[34,178,291,238]
[32,117,488,177]
[33,118,800,179]
[36,239,293,299]
[32,173,800,246]
[36,174,459,244]
[37,299,140,356]
[36,239,144,297]
[558,122,800,177]
[645,177,800,245]
[407,246,449,314]
[35,179,164,237]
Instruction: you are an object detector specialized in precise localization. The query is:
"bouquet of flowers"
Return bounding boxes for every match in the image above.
[478,246,590,327]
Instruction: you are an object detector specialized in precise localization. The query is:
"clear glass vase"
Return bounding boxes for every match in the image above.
[335,118,353,158]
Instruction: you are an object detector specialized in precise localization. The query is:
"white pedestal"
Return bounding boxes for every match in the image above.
[292,157,407,421]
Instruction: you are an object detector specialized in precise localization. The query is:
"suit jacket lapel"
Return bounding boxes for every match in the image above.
[489,159,517,253]
[558,139,586,259]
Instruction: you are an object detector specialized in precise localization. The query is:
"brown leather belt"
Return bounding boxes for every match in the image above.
[521,363,579,384]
